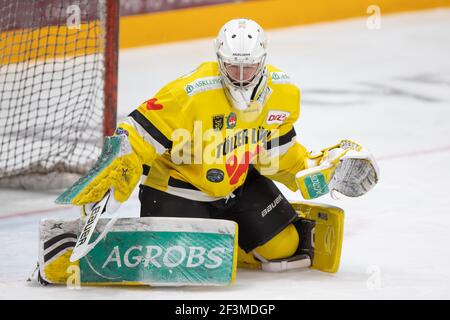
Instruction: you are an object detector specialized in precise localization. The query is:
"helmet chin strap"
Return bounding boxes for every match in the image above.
[223,68,269,111]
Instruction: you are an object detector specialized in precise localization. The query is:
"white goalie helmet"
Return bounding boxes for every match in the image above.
[214,18,269,110]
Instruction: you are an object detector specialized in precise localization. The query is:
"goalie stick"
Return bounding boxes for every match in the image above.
[70,189,121,262]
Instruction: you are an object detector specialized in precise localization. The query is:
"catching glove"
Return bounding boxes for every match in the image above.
[295,140,379,199]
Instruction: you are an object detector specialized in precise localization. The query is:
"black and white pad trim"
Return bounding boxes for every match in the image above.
[43,233,77,263]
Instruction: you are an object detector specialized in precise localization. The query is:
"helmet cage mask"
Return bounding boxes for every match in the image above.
[217,52,267,90]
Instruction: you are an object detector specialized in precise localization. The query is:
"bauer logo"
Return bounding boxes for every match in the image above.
[266,110,290,125]
[185,76,222,96]
[261,194,283,217]
[271,72,291,84]
[79,231,235,285]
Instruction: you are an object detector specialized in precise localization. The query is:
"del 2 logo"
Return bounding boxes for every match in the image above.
[266,110,290,125]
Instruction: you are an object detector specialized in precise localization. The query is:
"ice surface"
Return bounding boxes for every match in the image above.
[1,9,450,299]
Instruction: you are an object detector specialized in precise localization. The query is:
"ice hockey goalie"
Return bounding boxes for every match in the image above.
[38,18,379,287]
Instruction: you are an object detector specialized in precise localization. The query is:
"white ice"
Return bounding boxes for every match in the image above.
[1,9,450,299]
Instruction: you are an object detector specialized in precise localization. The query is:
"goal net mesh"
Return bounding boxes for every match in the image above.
[0,0,116,189]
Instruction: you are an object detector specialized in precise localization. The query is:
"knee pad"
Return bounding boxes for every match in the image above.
[253,218,316,272]
[254,224,299,261]
[237,219,316,272]
[237,224,300,269]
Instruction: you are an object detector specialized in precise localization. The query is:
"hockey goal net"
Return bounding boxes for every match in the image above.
[0,0,118,189]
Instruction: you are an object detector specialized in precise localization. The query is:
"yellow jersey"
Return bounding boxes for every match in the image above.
[117,62,308,201]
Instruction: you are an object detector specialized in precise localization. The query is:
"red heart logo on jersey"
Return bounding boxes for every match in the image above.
[146,98,163,110]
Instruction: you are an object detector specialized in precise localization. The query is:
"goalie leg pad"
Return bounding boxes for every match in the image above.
[240,202,345,273]
[291,202,345,273]
[38,217,238,286]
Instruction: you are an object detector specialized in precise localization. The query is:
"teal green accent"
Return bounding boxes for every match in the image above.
[55,135,124,204]
[304,172,329,199]
[79,231,235,285]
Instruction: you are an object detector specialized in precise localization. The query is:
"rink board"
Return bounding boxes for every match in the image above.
[38,217,238,287]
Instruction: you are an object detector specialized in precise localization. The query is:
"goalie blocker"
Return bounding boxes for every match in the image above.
[36,201,343,286]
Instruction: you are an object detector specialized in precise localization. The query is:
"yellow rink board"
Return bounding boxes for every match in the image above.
[2,0,449,64]
[120,0,450,48]
[0,23,102,65]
